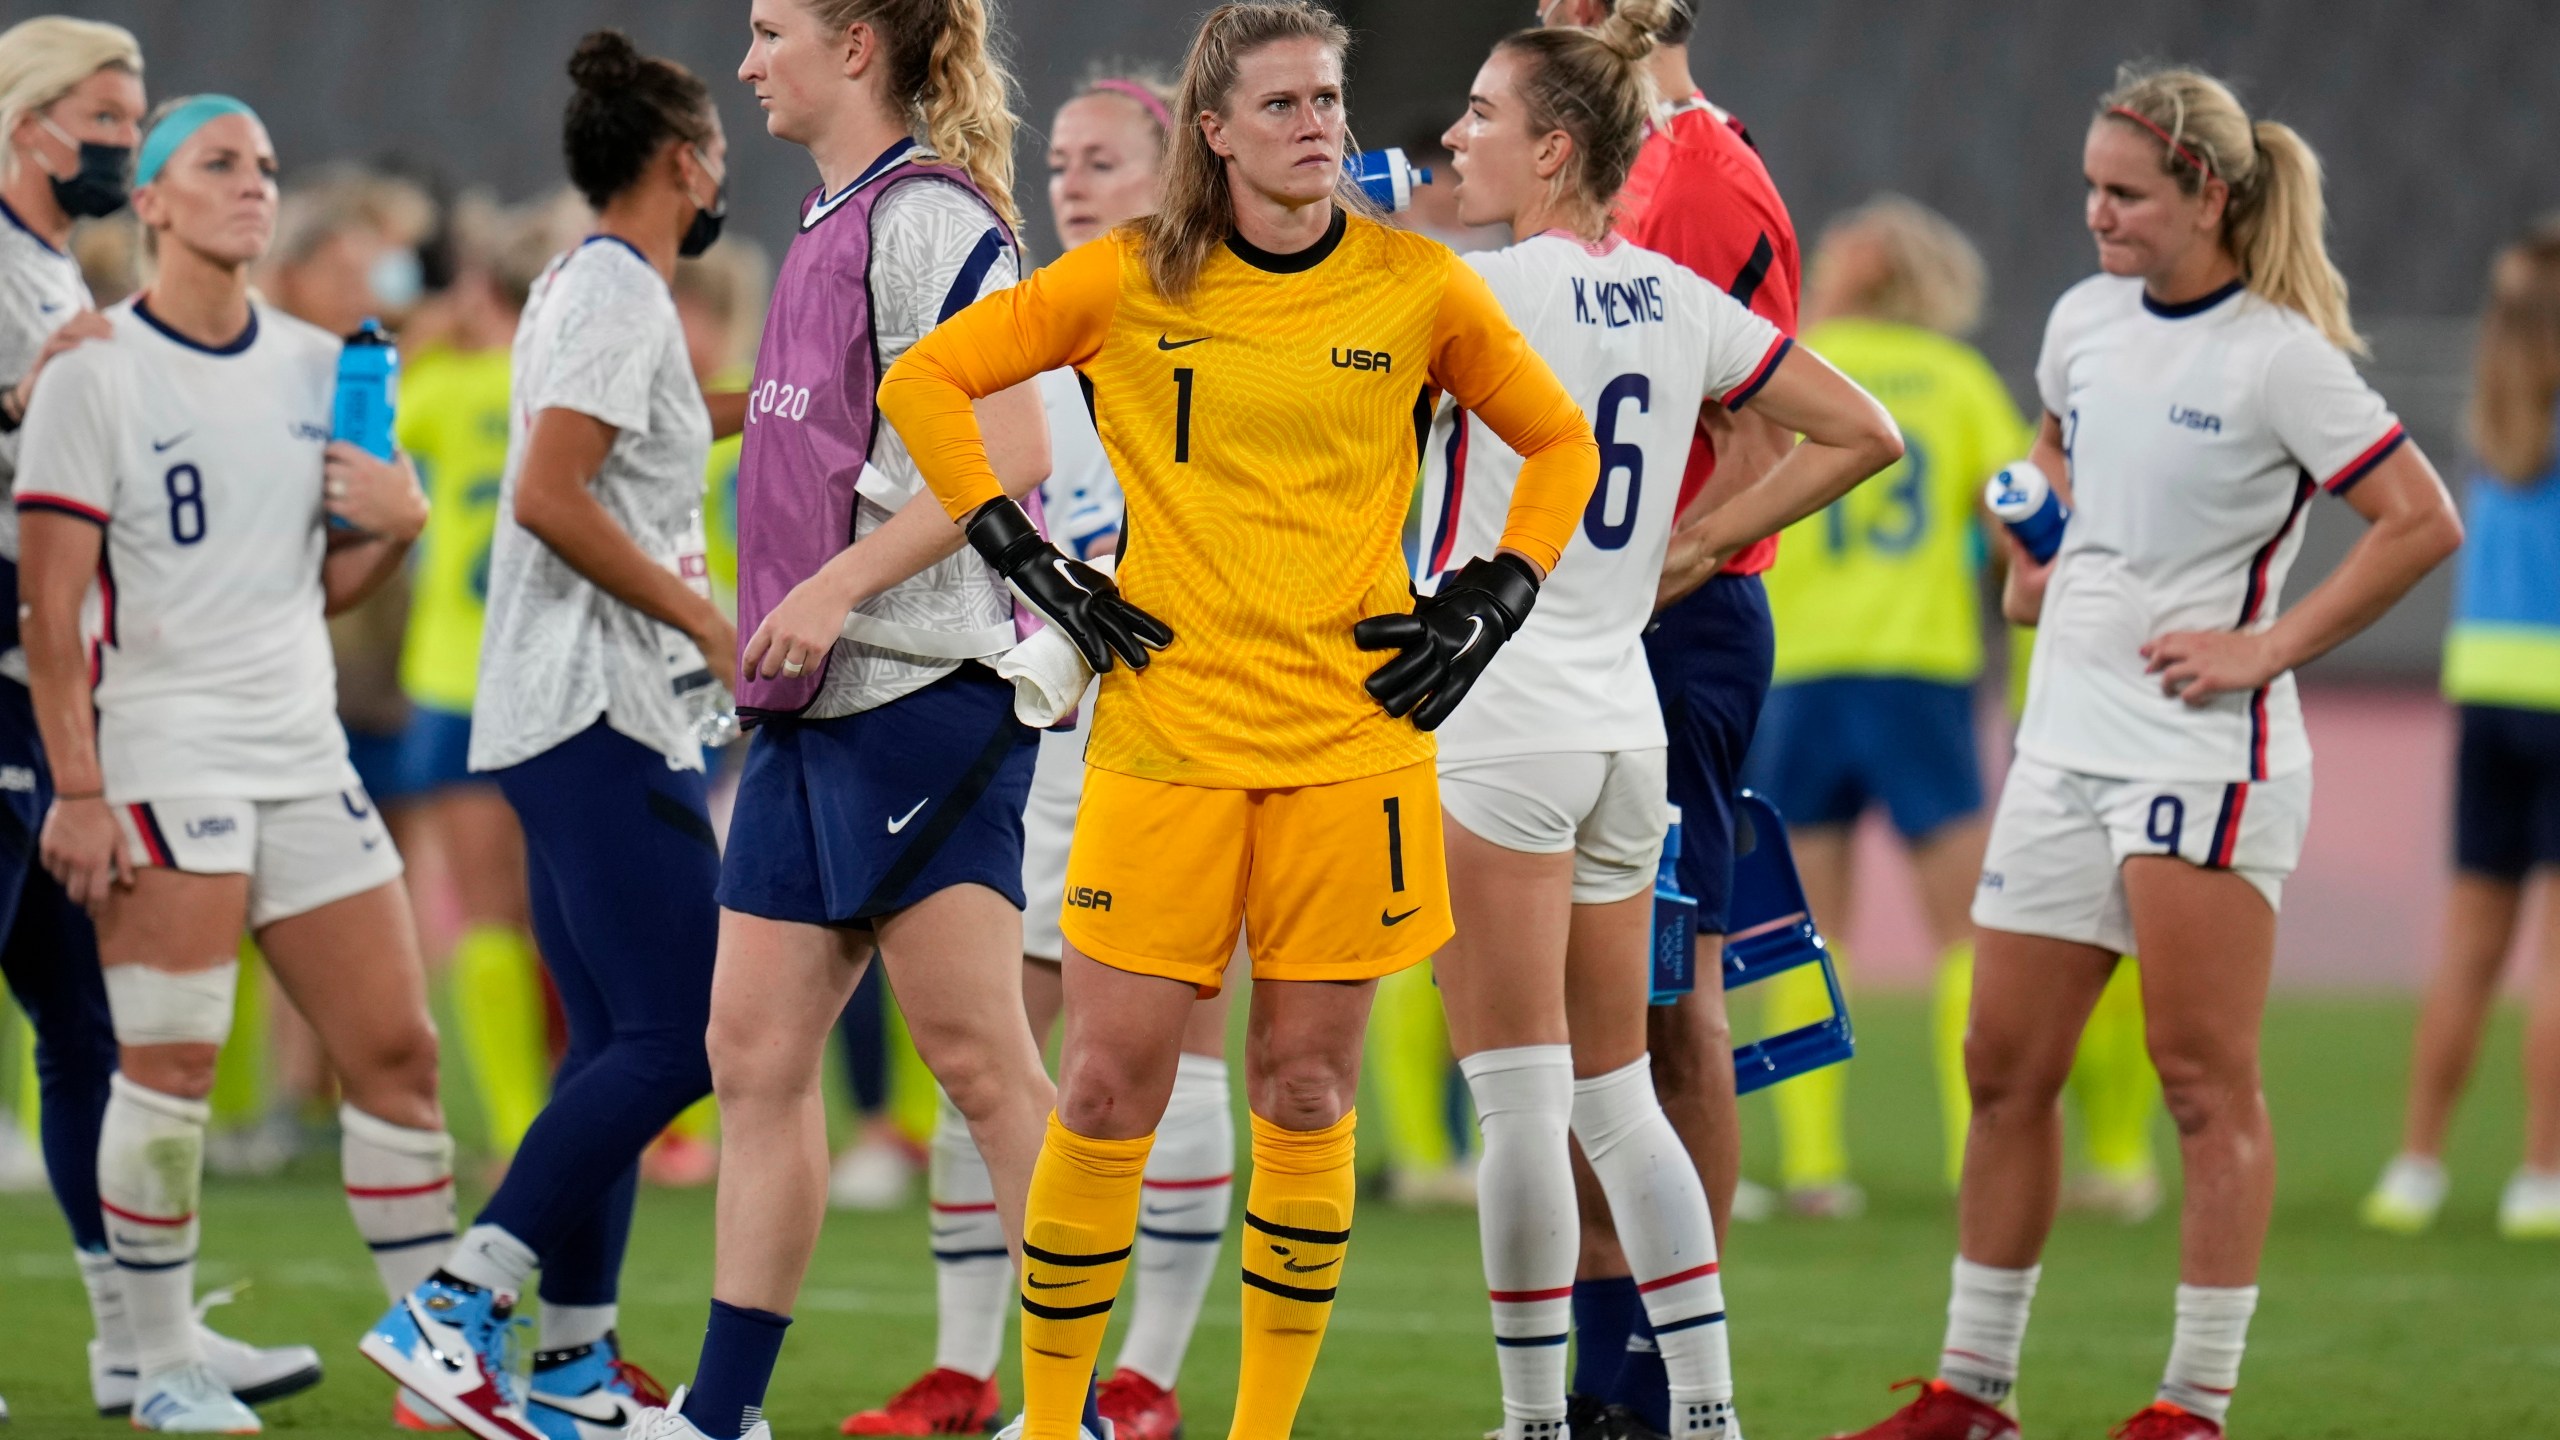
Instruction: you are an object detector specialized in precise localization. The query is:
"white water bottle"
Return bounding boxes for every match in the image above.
[1986,460,2070,564]
[661,504,740,749]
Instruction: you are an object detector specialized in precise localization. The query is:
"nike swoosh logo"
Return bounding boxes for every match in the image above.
[1382,907,1421,926]
[1453,615,1487,658]
[887,798,927,833]
[1281,1256,1339,1273]
[529,1387,635,1424]
[1156,334,1208,350]
[1024,1274,1080,1290]
[152,432,190,452]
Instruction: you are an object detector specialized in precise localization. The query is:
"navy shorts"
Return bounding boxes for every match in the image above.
[395,704,484,796]
[717,667,1038,927]
[2454,703,2560,880]
[1644,574,1774,934]
[344,726,414,805]
[1744,676,1983,842]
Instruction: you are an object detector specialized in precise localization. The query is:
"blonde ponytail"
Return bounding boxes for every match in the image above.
[2099,65,2362,355]
[807,0,1021,232]
[2467,219,2560,485]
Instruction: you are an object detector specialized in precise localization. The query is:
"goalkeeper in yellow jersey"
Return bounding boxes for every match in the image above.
[878,6,1598,1435]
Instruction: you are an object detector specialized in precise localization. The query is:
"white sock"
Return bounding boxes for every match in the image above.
[539,1301,618,1355]
[443,1222,537,1298]
[1572,1055,1733,1439]
[339,1103,457,1300]
[927,1088,1011,1380]
[2159,1283,2256,1424]
[98,1074,207,1377]
[79,1248,131,1354]
[1940,1256,2040,1406]
[1117,1052,1235,1390]
[1461,1046,1576,1440]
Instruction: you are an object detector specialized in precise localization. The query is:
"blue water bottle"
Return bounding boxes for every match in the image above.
[1345,147,1429,214]
[333,318,399,460]
[1985,459,2069,564]
[1650,807,1700,1005]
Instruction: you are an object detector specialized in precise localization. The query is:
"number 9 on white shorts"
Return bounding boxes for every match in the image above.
[113,790,406,929]
[1971,754,2312,957]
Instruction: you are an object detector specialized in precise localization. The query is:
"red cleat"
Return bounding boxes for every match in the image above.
[841,1367,1001,1436]
[1097,1368,1184,1440]
[2109,1401,2224,1439]
[1827,1379,2020,1440]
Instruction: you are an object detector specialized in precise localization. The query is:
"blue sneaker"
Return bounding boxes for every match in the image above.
[527,1332,670,1440]
[360,1274,543,1440]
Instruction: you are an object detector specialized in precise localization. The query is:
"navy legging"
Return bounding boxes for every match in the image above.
[489,720,717,1306]
[0,679,111,1253]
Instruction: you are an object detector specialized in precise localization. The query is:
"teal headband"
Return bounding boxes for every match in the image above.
[136,95,260,187]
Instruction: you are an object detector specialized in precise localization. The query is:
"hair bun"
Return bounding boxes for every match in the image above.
[1599,0,1669,62]
[568,29,643,91]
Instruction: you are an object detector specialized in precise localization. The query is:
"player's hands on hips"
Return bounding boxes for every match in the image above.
[324,443,430,542]
[1356,551,1542,731]
[41,795,131,911]
[742,575,845,684]
[964,498,1172,672]
[2142,628,2284,706]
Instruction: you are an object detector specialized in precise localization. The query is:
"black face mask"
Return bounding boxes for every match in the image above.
[679,183,727,259]
[45,134,131,219]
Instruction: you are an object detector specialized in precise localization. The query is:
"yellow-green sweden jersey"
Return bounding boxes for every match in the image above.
[396,346,513,712]
[1763,317,2032,685]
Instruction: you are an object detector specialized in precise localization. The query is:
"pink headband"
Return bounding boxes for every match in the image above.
[2108,105,2215,180]
[1087,78,1173,135]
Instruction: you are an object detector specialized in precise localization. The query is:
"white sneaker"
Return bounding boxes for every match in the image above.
[625,1388,773,1440]
[1728,1178,1778,1223]
[828,1138,917,1211]
[2361,1153,2448,1234]
[2498,1169,2560,1239]
[94,1291,324,1416]
[132,1363,262,1433]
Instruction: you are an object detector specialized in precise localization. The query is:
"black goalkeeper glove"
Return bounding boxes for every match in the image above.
[965,497,1173,672]
[1354,551,1542,731]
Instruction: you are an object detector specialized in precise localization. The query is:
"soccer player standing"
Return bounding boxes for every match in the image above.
[362,31,740,1440]
[1427,10,1901,1439]
[16,95,447,1434]
[632,2,1058,1438]
[879,6,1599,1436]
[1831,67,2462,1440]
[848,70,1234,1440]
[0,16,322,1423]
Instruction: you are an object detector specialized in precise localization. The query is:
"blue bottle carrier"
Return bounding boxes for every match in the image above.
[1647,791,1855,1094]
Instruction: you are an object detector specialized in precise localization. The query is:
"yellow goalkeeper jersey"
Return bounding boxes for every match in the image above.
[882,208,1598,789]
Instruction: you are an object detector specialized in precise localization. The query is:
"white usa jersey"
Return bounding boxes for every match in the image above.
[0,201,94,682]
[2022,275,2403,783]
[14,298,354,801]
[1418,232,1787,760]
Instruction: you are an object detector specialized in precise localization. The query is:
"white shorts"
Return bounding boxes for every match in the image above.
[1019,704,1091,964]
[1438,748,1670,905]
[1971,755,2311,957]
[115,788,406,929]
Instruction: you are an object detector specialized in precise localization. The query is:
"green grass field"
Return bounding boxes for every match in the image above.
[1,994,2549,1439]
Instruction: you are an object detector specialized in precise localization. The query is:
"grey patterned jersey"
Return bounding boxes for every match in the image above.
[0,203,93,682]
[470,238,714,772]
[806,172,1021,720]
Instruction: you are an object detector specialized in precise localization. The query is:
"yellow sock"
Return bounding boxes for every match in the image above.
[666,1093,719,1142]
[452,924,549,1156]
[887,999,939,1147]
[1931,940,1975,1191]
[2069,958,2161,1181]
[1020,1113,1149,1440]
[1363,963,1453,1172]
[1231,1110,1357,1440]
[1766,951,1850,1191]
[208,938,266,1129]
